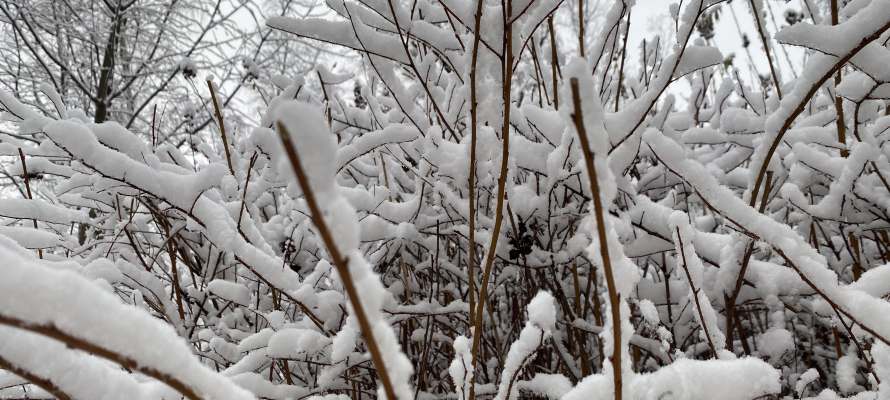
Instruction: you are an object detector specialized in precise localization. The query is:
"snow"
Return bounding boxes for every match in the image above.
[525,291,555,332]
[797,368,820,395]
[757,327,793,362]
[0,326,178,400]
[670,211,726,352]
[774,0,890,57]
[208,280,252,305]
[632,357,780,400]
[0,89,53,134]
[516,374,571,399]
[273,100,414,400]
[0,225,60,249]
[494,292,555,400]
[0,236,255,400]
[44,120,230,212]
[637,299,660,327]
[645,128,890,348]
[331,321,358,363]
[4,0,890,397]
[266,17,410,65]
[0,198,88,224]
[450,335,474,400]
[179,58,198,76]
[267,328,332,358]
[673,46,723,79]
[337,124,419,173]
[558,357,779,400]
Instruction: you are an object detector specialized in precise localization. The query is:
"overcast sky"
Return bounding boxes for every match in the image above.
[628,0,805,86]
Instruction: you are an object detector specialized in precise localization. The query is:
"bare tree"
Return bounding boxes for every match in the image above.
[0,0,324,134]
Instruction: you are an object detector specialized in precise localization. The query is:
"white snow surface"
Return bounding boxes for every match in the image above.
[645,128,890,349]
[0,236,256,400]
[495,292,555,400]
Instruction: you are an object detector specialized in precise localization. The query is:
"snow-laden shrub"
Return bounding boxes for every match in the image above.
[3,0,890,399]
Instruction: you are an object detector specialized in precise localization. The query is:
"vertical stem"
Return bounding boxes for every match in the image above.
[380,153,394,202]
[578,0,584,57]
[633,346,640,373]
[568,223,591,376]
[18,148,42,259]
[207,80,235,176]
[874,231,888,264]
[570,78,621,400]
[163,223,186,322]
[317,71,334,129]
[570,224,583,319]
[747,0,782,99]
[277,122,399,400]
[399,254,413,299]
[467,0,486,325]
[615,9,630,113]
[549,16,560,110]
[758,171,773,214]
[875,230,890,262]
[761,0,799,79]
[236,153,259,235]
[676,228,719,358]
[729,170,773,349]
[833,326,844,358]
[468,4,513,398]
[734,310,752,356]
[151,104,157,148]
[530,40,547,107]
[662,253,674,345]
[18,148,34,203]
[281,360,293,385]
[831,0,848,157]
[849,232,862,280]
[93,2,125,125]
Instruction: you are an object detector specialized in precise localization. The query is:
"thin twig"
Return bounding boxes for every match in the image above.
[830,0,848,158]
[675,227,719,358]
[469,4,514,397]
[467,0,486,326]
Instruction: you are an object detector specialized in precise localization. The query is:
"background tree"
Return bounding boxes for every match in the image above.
[0,0,328,138]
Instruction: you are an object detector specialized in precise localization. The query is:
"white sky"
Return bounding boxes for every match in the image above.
[628,0,806,86]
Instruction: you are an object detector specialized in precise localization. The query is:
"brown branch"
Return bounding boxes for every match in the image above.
[469,5,514,397]
[548,17,561,110]
[467,0,485,327]
[18,148,42,259]
[675,227,719,358]
[749,16,890,209]
[207,80,235,176]
[0,313,206,400]
[276,121,399,400]
[570,78,622,400]
[746,0,782,100]
[648,142,890,349]
[236,153,259,234]
[0,354,72,400]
